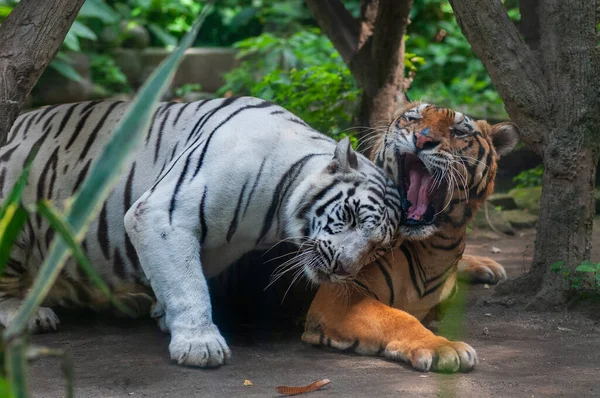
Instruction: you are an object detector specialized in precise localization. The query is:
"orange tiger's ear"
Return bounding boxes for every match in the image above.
[490,122,519,157]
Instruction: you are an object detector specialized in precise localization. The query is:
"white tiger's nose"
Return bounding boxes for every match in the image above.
[333,261,352,276]
[332,251,353,277]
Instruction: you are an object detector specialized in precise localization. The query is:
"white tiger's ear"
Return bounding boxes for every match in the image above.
[490,122,520,157]
[329,136,358,173]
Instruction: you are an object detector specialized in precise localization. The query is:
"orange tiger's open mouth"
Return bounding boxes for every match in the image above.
[400,154,444,226]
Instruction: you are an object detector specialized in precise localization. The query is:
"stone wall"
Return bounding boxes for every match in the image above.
[32,47,238,106]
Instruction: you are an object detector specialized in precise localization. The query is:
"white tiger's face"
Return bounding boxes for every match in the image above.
[285,138,402,284]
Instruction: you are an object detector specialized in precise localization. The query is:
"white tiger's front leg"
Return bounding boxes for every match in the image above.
[124,194,231,368]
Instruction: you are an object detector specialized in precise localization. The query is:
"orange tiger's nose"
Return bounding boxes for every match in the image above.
[415,133,433,149]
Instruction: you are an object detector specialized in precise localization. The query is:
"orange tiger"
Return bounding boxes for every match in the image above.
[302,101,518,373]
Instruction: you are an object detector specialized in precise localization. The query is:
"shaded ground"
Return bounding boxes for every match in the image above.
[30,227,600,398]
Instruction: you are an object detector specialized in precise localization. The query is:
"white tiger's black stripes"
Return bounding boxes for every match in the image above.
[0,97,403,367]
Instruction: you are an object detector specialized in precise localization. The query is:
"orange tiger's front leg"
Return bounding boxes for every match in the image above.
[302,283,477,373]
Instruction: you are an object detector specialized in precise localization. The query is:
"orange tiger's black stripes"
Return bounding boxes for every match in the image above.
[304,102,519,373]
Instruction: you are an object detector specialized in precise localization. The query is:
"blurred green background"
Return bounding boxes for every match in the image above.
[0,0,519,126]
[2,0,540,190]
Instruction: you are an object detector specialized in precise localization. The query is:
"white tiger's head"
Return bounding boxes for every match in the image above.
[285,137,403,284]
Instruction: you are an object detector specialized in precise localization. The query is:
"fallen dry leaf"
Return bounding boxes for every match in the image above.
[276,379,331,396]
[557,326,575,333]
[243,380,254,386]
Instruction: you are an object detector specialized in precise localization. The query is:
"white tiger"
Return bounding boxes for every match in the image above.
[0,97,403,367]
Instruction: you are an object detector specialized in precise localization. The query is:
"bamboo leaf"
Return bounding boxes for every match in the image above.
[0,204,29,276]
[0,143,41,275]
[5,338,27,398]
[0,144,40,220]
[36,200,133,317]
[3,5,212,342]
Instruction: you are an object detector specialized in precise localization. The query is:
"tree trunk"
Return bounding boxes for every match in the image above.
[449,0,600,305]
[529,140,598,305]
[0,0,86,145]
[306,0,412,145]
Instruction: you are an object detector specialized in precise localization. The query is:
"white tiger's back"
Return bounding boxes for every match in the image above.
[0,97,341,296]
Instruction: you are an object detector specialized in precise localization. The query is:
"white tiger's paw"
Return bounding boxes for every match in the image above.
[0,304,60,334]
[151,301,169,333]
[385,337,477,373]
[169,326,232,367]
[29,307,60,333]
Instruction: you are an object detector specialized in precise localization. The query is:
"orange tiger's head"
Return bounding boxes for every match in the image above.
[372,102,519,239]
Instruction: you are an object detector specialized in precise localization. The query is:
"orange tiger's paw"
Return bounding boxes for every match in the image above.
[458,254,507,284]
[385,338,478,373]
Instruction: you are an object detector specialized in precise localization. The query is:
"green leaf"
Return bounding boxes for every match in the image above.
[148,23,178,48]
[6,337,28,398]
[49,59,83,82]
[69,20,97,41]
[0,376,14,398]
[0,5,13,18]
[0,142,39,220]
[0,204,29,276]
[550,261,564,272]
[575,262,596,273]
[62,31,80,52]
[79,0,119,23]
[36,200,133,317]
[0,140,41,273]
[2,4,213,342]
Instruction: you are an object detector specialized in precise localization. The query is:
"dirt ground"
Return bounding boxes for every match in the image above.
[29,226,600,398]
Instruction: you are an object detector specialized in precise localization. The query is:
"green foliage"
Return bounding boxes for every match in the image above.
[108,0,203,48]
[406,0,517,118]
[253,64,360,141]
[1,10,209,396]
[218,28,361,138]
[175,83,202,98]
[89,53,131,95]
[551,260,600,291]
[513,164,544,188]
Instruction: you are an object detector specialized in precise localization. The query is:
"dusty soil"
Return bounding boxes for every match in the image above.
[29,227,600,398]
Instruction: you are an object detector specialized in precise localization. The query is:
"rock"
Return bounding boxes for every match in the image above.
[181,92,214,103]
[508,187,542,215]
[121,24,151,49]
[141,47,238,92]
[99,26,120,47]
[503,209,538,229]
[33,53,95,105]
[470,204,515,235]
[488,193,518,210]
[113,49,144,88]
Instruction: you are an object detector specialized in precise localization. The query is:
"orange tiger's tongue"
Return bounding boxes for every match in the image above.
[407,166,433,221]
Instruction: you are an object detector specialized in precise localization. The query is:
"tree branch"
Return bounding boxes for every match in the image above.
[518,0,541,51]
[370,0,412,92]
[358,0,378,48]
[352,0,411,126]
[0,0,86,145]
[305,0,359,64]
[449,0,549,148]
